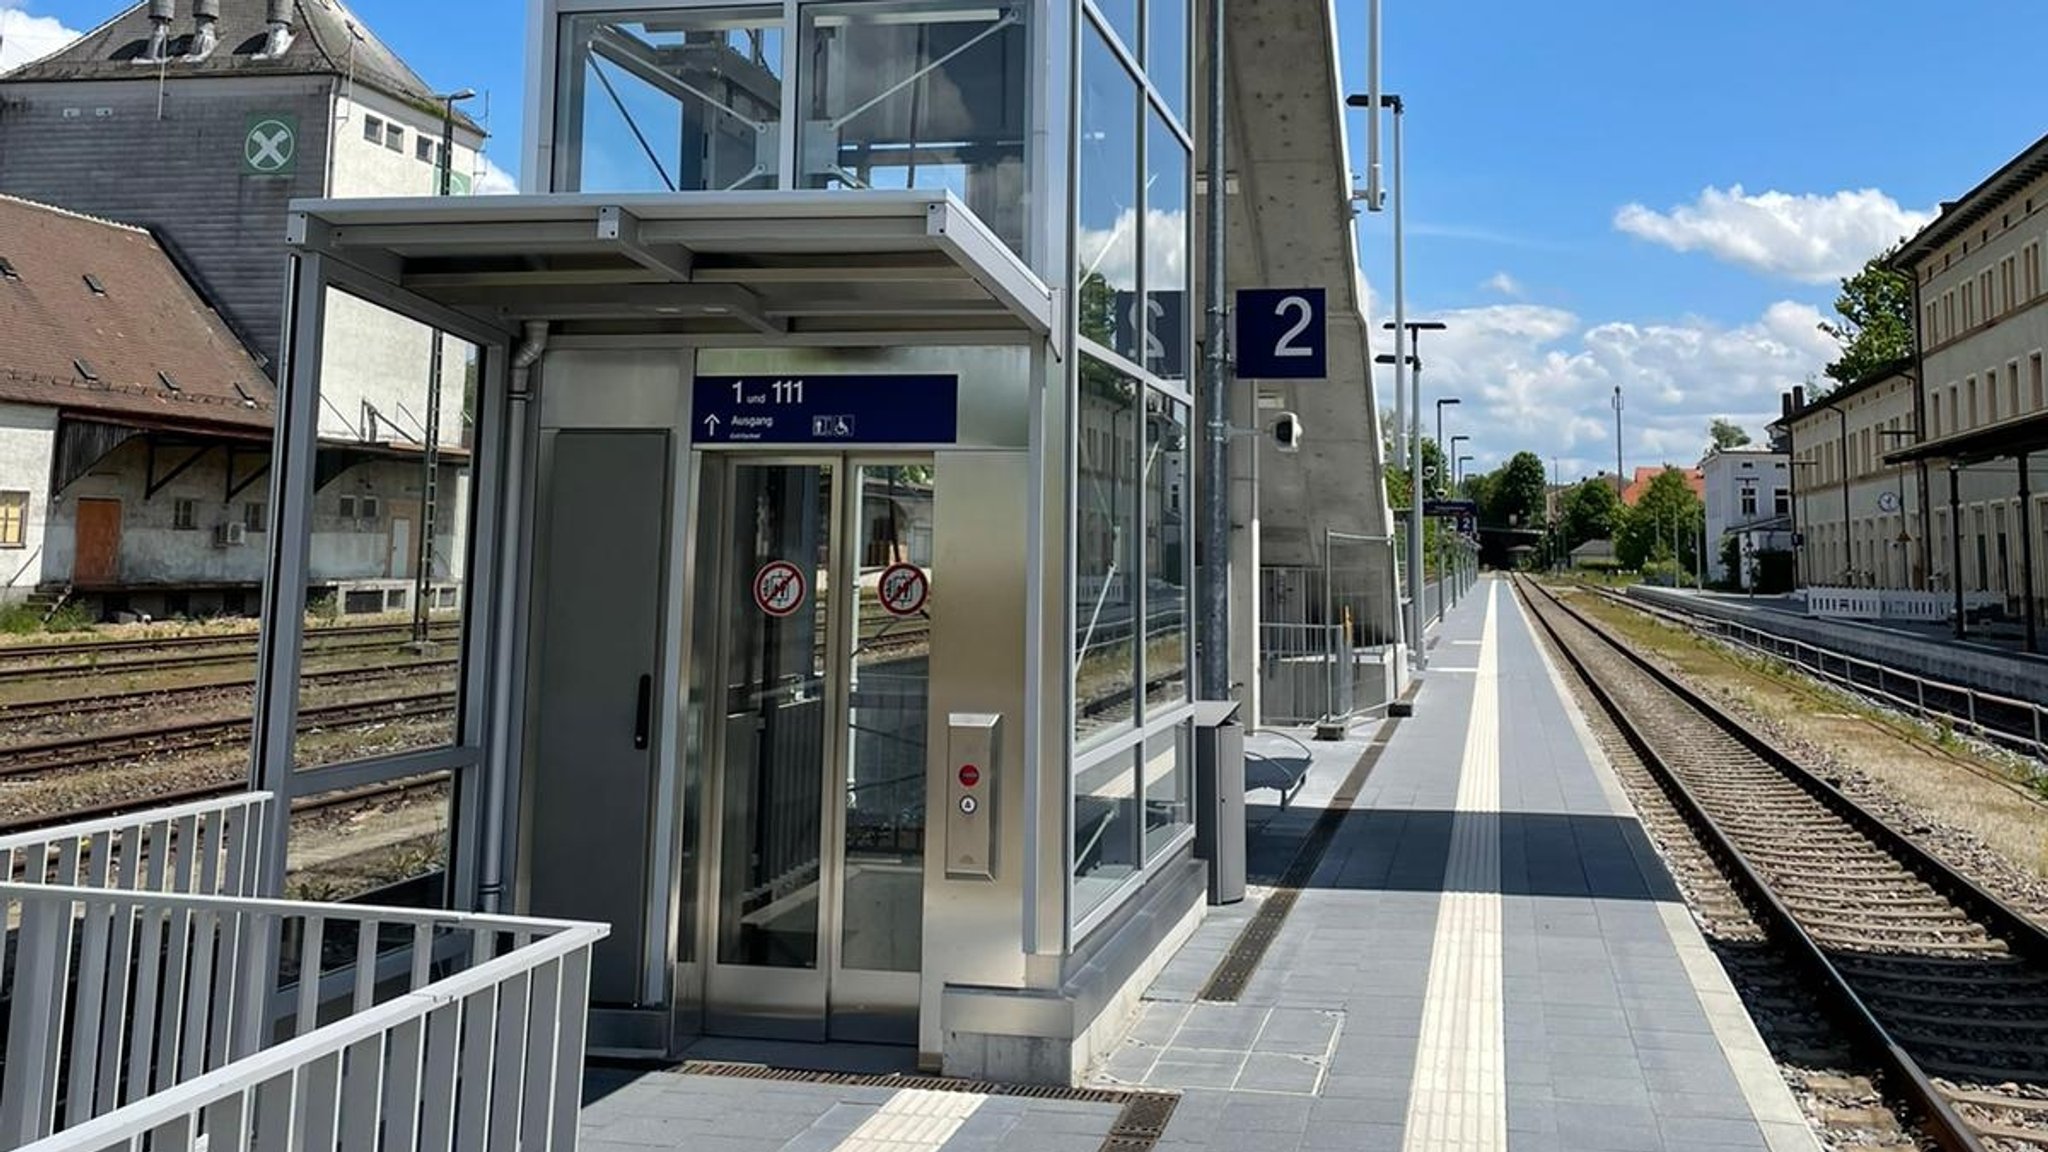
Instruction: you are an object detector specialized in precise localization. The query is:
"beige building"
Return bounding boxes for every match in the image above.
[1884,134,2048,646]
[1778,363,1925,589]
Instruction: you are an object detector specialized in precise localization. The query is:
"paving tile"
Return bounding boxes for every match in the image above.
[1236,1052,1324,1095]
[1147,1056,1243,1091]
[1656,1115,1768,1149]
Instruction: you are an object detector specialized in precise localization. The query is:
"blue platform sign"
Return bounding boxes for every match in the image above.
[693,374,959,445]
[1235,287,1327,379]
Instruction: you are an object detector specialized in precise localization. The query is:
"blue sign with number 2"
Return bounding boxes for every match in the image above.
[1235,288,1327,379]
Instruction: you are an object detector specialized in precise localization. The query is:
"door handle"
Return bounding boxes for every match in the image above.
[633,674,652,750]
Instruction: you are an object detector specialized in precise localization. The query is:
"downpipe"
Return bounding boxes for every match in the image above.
[480,320,549,913]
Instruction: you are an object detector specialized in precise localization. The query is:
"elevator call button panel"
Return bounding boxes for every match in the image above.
[945,713,1000,881]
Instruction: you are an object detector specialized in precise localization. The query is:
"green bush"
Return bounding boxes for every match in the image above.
[0,604,41,634]
[42,603,94,632]
[1641,559,1684,587]
[307,593,340,623]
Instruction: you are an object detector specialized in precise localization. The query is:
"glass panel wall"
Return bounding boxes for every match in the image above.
[1069,0,1197,936]
[1077,26,1140,362]
[1142,724,1188,861]
[1144,394,1189,713]
[295,289,478,774]
[1075,356,1139,746]
[798,2,1031,256]
[554,8,785,192]
[1144,109,1190,383]
[1074,747,1140,919]
[1147,0,1187,122]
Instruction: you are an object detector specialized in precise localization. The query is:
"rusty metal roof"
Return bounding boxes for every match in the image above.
[0,193,275,432]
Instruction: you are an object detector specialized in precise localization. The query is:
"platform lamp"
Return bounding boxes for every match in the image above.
[411,88,478,650]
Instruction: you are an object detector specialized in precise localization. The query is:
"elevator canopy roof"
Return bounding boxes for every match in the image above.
[286,190,1054,344]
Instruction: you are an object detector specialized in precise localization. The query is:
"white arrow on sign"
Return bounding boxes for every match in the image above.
[703,414,721,437]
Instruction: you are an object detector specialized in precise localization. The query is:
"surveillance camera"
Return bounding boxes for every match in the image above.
[1273,412,1303,454]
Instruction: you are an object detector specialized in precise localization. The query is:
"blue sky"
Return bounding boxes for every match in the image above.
[6,0,2047,477]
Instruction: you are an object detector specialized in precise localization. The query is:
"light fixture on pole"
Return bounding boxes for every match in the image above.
[1450,437,1470,485]
[1433,398,1461,497]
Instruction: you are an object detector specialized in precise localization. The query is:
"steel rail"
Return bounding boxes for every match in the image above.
[1514,576,2032,1152]
[0,691,456,777]
[0,657,459,722]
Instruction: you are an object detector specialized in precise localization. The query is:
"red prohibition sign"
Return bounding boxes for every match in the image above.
[753,560,807,617]
[878,563,930,617]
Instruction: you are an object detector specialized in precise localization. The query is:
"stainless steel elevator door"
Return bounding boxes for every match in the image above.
[701,458,929,1044]
[526,429,670,1006]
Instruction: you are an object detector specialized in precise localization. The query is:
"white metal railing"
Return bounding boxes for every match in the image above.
[0,790,607,1152]
[1796,585,2003,622]
[0,794,271,896]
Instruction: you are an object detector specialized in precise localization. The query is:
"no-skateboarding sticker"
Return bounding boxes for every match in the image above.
[878,563,929,617]
[753,560,806,617]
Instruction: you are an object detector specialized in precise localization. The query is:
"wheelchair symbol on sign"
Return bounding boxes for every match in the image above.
[811,415,855,439]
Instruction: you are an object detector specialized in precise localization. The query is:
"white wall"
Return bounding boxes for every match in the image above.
[1699,448,1788,582]
[0,404,57,598]
[320,87,482,459]
[1904,159,2048,611]
[42,439,465,589]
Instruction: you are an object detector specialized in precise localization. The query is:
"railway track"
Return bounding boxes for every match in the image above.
[0,772,453,840]
[1597,586,2047,762]
[1516,576,2048,1152]
[0,658,457,724]
[0,621,459,685]
[0,690,456,777]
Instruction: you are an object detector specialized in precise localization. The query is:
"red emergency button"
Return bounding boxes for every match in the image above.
[958,764,981,788]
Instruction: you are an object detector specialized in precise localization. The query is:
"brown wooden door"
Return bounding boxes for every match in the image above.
[74,498,121,586]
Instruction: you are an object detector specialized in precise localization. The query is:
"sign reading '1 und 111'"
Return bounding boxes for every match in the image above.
[693,374,959,446]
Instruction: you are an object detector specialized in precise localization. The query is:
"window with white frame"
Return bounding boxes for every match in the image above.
[172,498,197,531]
[362,114,384,144]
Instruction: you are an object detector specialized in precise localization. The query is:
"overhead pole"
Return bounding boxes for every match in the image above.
[1198,0,1230,700]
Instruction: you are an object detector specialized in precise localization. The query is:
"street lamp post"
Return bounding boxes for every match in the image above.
[412,88,477,650]
[1350,91,1444,671]
[1433,399,1461,617]
[1611,386,1625,497]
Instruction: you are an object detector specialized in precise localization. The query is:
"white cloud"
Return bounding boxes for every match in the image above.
[1482,271,1523,298]
[473,155,519,195]
[1387,298,1837,482]
[1614,185,1935,284]
[0,2,83,73]
[1076,207,1188,293]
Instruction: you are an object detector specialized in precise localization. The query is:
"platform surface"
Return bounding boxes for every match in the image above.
[1097,578,1816,1152]
[576,577,1819,1152]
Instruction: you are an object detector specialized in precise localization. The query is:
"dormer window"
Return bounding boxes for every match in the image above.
[83,274,106,296]
[0,257,17,281]
[74,358,100,382]
[158,371,181,393]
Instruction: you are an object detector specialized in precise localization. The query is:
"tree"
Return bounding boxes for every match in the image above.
[1818,248,1914,390]
[1560,480,1623,551]
[1708,419,1751,450]
[1485,451,1548,529]
[1382,437,1447,509]
[1615,468,1703,572]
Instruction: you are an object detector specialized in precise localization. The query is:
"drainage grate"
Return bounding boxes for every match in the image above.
[677,1061,1179,1150]
[1196,710,1406,1001]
